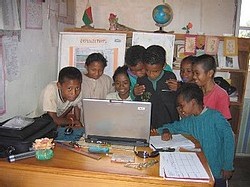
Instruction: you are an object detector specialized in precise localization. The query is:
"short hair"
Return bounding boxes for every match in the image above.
[181,55,196,65]
[58,66,82,83]
[193,54,216,76]
[143,45,166,66]
[176,83,204,106]
[112,65,129,82]
[125,45,146,67]
[85,53,107,68]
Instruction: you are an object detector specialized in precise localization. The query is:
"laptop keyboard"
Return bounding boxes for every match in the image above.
[85,135,149,147]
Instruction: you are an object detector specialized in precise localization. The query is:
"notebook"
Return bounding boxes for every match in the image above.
[82,99,151,146]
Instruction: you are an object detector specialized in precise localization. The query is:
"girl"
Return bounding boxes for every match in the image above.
[167,55,196,91]
[106,66,131,100]
[192,54,231,120]
[82,53,114,99]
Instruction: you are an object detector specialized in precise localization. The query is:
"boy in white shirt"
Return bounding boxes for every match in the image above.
[35,66,82,126]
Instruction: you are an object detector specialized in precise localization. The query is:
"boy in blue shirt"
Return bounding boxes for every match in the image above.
[157,83,234,187]
[135,45,179,130]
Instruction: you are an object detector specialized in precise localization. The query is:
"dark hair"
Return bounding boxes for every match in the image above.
[176,83,204,106]
[125,45,146,67]
[193,54,216,77]
[58,66,82,83]
[143,45,166,66]
[181,55,196,65]
[112,65,129,82]
[85,53,107,67]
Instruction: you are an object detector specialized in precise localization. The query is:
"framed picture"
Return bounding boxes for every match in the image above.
[184,35,196,55]
[176,44,185,59]
[204,36,219,55]
[223,37,238,56]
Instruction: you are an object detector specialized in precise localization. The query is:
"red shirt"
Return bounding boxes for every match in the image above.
[204,84,231,119]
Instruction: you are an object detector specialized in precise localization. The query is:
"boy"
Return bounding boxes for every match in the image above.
[157,83,234,187]
[125,45,146,100]
[193,54,231,120]
[135,45,179,130]
[125,45,173,100]
[35,66,82,126]
[82,53,114,99]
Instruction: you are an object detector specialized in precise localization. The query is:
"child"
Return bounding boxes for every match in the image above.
[125,45,146,100]
[35,66,82,126]
[106,66,132,100]
[135,45,179,130]
[82,53,114,99]
[192,54,231,120]
[167,55,196,91]
[157,83,234,187]
[125,45,172,100]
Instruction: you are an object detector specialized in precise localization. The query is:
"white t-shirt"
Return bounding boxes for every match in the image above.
[35,81,82,117]
[82,74,114,99]
[106,92,132,101]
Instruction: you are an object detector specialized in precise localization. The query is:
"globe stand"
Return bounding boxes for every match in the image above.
[154,23,174,34]
[154,26,167,33]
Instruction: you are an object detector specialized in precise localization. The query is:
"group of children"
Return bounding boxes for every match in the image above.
[34,44,234,187]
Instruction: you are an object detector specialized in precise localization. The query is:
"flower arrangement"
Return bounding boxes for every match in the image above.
[109,13,118,30]
[182,22,193,34]
[33,138,55,150]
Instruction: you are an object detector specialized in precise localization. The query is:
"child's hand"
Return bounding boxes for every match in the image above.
[166,79,178,91]
[150,129,158,136]
[134,84,145,96]
[222,170,233,180]
[73,120,83,127]
[161,132,172,141]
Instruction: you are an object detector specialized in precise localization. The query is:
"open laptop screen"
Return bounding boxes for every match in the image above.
[82,99,151,146]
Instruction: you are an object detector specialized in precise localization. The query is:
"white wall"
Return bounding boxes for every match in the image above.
[75,0,235,36]
[0,1,72,121]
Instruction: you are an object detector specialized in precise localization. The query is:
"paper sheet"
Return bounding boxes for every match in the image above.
[150,134,195,149]
[160,152,209,181]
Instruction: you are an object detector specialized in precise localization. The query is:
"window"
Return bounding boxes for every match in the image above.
[236,0,250,69]
[236,0,250,38]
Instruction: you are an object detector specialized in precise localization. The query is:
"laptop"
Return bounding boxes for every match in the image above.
[82,99,151,146]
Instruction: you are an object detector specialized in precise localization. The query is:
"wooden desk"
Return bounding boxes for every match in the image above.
[0,140,214,187]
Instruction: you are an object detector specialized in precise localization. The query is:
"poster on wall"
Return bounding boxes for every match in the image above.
[0,37,6,115]
[132,32,175,68]
[58,32,127,77]
[25,0,43,29]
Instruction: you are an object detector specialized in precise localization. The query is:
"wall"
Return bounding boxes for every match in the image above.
[0,1,72,121]
[1,0,248,122]
[75,0,235,36]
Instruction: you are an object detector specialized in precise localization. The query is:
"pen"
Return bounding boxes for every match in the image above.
[150,144,157,151]
[8,150,36,163]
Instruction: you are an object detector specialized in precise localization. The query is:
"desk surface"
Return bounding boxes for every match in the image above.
[0,137,214,187]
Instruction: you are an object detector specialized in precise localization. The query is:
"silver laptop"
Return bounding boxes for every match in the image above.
[82,99,151,146]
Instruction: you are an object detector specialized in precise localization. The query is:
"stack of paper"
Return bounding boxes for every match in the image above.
[160,152,210,181]
[149,134,195,150]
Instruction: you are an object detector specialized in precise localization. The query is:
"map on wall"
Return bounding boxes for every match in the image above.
[132,32,175,68]
[58,32,127,77]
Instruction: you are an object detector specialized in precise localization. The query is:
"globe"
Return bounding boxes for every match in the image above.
[152,4,173,32]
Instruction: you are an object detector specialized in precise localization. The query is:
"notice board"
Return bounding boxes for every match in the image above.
[58,32,127,77]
